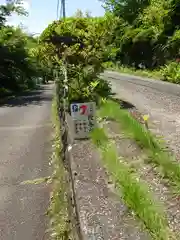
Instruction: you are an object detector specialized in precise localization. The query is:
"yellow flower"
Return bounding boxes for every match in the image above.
[143,114,149,121]
[101,98,107,104]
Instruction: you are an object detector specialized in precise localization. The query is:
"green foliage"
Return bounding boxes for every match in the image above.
[104,61,163,79]
[91,127,172,239]
[0,0,27,27]
[167,30,180,57]
[99,99,180,191]
[0,26,39,94]
[101,0,150,24]
[160,61,180,83]
[0,1,49,98]
[99,0,180,73]
[40,12,115,102]
[49,96,71,239]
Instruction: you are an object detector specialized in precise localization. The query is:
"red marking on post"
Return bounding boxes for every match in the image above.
[80,105,87,115]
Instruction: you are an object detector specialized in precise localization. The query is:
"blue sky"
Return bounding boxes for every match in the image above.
[1,0,105,34]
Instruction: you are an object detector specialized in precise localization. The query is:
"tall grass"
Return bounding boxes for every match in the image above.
[98,100,180,191]
[48,95,71,239]
[91,128,174,240]
[103,62,162,80]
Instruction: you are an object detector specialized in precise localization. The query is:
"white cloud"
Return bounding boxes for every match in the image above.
[12,0,30,11]
[1,0,30,10]
[6,0,31,29]
[20,0,30,11]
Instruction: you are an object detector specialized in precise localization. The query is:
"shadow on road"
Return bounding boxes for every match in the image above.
[0,85,52,107]
[109,97,136,110]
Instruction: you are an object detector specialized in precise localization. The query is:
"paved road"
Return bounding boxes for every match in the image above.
[0,84,53,240]
[102,70,180,158]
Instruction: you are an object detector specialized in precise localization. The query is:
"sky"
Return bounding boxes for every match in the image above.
[0,0,105,34]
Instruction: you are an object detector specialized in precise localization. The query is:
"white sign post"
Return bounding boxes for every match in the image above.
[70,102,96,139]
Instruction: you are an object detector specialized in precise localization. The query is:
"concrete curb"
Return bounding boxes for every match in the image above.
[59,112,83,240]
[63,113,150,240]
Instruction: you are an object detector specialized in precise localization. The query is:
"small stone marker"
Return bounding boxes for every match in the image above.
[70,102,96,139]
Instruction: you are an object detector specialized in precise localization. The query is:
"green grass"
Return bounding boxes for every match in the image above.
[103,62,162,80]
[48,95,71,239]
[91,128,174,240]
[98,100,180,192]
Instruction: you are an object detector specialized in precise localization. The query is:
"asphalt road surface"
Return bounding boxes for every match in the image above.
[0,84,53,240]
[102,70,180,158]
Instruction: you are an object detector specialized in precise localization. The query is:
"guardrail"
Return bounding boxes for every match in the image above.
[55,80,83,239]
[55,69,103,240]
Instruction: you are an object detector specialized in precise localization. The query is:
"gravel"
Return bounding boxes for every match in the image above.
[69,139,150,240]
[66,109,150,239]
[101,70,180,237]
[104,120,180,237]
[102,71,180,159]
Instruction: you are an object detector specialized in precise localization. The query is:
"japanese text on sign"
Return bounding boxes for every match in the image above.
[70,102,96,139]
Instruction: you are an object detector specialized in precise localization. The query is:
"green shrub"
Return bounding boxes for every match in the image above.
[0,87,12,99]
[161,62,180,83]
[95,78,112,98]
[68,77,112,104]
[103,61,115,68]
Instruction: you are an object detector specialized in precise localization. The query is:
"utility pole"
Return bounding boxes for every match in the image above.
[61,0,66,18]
[57,0,66,19]
[57,0,60,19]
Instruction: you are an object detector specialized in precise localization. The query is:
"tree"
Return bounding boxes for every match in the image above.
[100,0,150,24]
[0,1,48,98]
[40,15,113,102]
[99,0,180,69]
[0,0,27,27]
[74,9,84,18]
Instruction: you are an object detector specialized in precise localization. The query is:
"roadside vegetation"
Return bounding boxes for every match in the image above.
[91,128,175,240]
[100,0,180,84]
[2,0,180,239]
[98,100,180,191]
[48,95,71,239]
[39,4,180,239]
[89,98,180,238]
[103,61,163,80]
[0,0,52,100]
